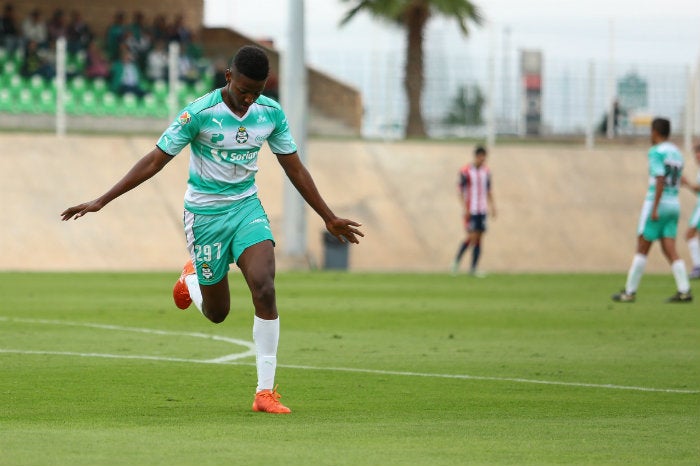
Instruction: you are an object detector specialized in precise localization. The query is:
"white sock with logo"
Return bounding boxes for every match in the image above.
[671,260,690,294]
[625,253,647,294]
[184,273,204,314]
[688,237,700,268]
[253,316,279,392]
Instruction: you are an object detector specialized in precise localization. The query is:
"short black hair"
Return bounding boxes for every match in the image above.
[651,118,671,138]
[231,45,269,81]
[474,146,487,156]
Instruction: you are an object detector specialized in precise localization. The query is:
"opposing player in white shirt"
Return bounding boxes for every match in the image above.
[452,146,496,276]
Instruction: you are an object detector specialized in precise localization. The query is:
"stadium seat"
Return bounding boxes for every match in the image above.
[77,90,99,116]
[28,75,44,97]
[91,77,107,98]
[2,60,17,82]
[151,80,168,99]
[63,91,77,115]
[70,76,88,99]
[38,89,55,114]
[17,88,34,113]
[141,93,168,119]
[0,88,12,112]
[101,91,119,116]
[7,73,24,97]
[120,92,139,116]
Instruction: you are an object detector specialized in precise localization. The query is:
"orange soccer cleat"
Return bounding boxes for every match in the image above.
[252,385,291,414]
[173,260,195,310]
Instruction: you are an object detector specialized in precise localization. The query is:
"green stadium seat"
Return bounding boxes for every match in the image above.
[2,60,17,81]
[63,90,78,115]
[7,73,24,96]
[18,88,35,113]
[70,76,88,99]
[141,93,168,119]
[151,80,168,99]
[101,91,119,115]
[120,92,139,116]
[28,75,44,97]
[0,87,13,112]
[194,79,210,95]
[76,90,99,116]
[38,89,55,113]
[91,77,107,98]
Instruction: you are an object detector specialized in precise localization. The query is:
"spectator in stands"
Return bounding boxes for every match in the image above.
[0,3,21,55]
[168,14,191,44]
[105,11,126,61]
[66,10,92,54]
[46,8,66,43]
[123,27,150,72]
[20,38,54,80]
[146,38,168,82]
[178,44,199,86]
[21,8,47,47]
[110,48,145,98]
[126,11,150,70]
[212,57,227,89]
[150,14,169,44]
[84,39,110,80]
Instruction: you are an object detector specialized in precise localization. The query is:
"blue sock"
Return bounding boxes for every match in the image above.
[471,244,481,271]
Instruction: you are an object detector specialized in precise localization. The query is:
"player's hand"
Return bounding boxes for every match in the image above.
[651,210,659,221]
[326,218,364,244]
[60,199,105,221]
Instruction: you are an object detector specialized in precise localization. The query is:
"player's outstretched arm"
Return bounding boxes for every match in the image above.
[276,152,364,244]
[61,147,173,221]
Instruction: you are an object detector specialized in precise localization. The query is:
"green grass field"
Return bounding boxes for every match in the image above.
[1,272,698,465]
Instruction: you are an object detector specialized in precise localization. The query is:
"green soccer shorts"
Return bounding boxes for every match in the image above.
[183,194,274,285]
[689,201,700,230]
[637,200,680,241]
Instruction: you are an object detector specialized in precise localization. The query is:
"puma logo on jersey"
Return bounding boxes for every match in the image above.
[212,117,223,129]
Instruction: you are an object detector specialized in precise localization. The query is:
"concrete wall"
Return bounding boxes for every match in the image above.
[3,133,697,274]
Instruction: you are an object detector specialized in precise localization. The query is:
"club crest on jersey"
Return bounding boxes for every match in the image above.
[201,263,213,280]
[178,111,191,125]
[236,126,249,144]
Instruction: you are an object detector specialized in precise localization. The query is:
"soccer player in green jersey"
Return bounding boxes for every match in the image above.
[682,144,700,279]
[612,118,692,303]
[62,45,364,413]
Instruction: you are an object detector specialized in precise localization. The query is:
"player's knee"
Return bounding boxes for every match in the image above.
[251,278,276,306]
[203,305,230,324]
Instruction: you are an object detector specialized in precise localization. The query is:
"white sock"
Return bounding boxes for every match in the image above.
[671,259,690,293]
[253,316,279,392]
[184,273,204,314]
[625,253,647,294]
[688,237,700,268]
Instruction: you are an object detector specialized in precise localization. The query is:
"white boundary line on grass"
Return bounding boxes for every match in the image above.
[1,317,698,395]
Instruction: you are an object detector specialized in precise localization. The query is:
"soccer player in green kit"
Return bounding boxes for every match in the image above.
[612,118,692,303]
[62,45,364,413]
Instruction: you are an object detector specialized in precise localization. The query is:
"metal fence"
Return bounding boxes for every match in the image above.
[309,47,700,149]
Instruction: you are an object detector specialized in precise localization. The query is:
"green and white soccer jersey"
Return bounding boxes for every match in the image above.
[156,91,297,214]
[637,142,684,240]
[690,171,700,230]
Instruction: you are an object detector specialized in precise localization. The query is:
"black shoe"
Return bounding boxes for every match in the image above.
[611,289,635,302]
[666,290,693,303]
